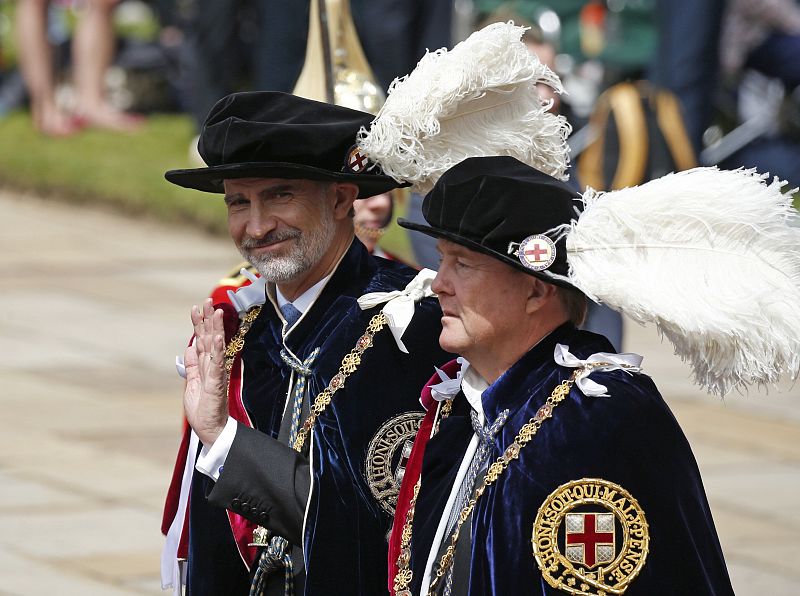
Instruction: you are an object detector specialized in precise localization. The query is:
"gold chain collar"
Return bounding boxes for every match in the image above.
[224,305,263,378]
[393,367,596,596]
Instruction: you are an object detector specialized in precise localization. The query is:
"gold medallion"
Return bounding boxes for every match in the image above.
[365,412,425,515]
[532,478,649,595]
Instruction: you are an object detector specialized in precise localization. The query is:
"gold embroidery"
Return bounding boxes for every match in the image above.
[532,478,649,595]
[366,412,426,515]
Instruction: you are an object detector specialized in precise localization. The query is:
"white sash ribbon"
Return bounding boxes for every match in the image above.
[160,430,198,594]
[554,343,643,397]
[357,268,437,353]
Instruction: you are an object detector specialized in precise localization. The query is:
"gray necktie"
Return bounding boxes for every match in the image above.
[280,302,302,329]
[440,407,510,596]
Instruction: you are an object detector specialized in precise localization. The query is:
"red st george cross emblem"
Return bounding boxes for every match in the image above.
[516,234,556,271]
[347,147,369,173]
[526,243,549,261]
[564,512,616,568]
[533,478,649,595]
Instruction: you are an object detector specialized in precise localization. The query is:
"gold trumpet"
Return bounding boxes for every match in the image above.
[293,0,385,114]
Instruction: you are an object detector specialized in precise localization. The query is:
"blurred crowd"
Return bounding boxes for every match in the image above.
[0,0,797,184]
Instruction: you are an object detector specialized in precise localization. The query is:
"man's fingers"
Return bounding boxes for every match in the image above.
[197,299,214,353]
[213,308,225,339]
[211,333,226,375]
[184,344,200,381]
[191,304,201,335]
[190,304,202,327]
[202,299,215,339]
[190,300,226,360]
[191,304,206,353]
[201,334,227,399]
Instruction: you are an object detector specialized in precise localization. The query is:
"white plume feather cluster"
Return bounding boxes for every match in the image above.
[357,22,571,193]
[559,167,800,396]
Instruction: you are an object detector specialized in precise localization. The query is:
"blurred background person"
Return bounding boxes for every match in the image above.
[15,0,144,135]
[352,190,408,261]
[180,0,308,135]
[714,0,800,188]
[721,0,800,96]
[651,0,726,155]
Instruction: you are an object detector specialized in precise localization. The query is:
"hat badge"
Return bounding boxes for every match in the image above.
[509,234,557,271]
[345,144,371,174]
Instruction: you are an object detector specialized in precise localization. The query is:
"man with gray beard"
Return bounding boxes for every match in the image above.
[160,92,449,596]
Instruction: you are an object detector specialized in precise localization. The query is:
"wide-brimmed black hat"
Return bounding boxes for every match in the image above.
[165,91,401,199]
[398,156,581,287]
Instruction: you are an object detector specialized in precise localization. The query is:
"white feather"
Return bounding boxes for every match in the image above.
[357,22,571,193]
[559,167,800,396]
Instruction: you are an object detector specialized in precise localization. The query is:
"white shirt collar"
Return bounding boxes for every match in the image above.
[275,273,331,314]
[460,362,489,426]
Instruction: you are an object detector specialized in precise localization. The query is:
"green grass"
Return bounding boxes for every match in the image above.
[0,111,229,233]
[0,110,415,258]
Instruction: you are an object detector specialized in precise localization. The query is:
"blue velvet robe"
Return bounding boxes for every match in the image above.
[407,323,734,595]
[187,240,448,595]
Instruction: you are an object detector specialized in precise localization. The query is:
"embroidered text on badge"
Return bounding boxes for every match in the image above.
[532,478,649,595]
[366,412,425,516]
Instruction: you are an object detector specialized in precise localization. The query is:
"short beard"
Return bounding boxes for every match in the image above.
[239,211,336,284]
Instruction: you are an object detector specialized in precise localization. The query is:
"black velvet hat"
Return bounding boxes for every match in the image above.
[398,156,581,287]
[165,91,401,199]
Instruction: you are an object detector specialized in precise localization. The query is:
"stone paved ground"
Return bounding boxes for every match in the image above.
[1,189,798,595]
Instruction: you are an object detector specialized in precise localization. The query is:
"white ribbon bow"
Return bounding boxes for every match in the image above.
[357,268,437,353]
[227,269,267,317]
[554,343,643,397]
[429,357,469,402]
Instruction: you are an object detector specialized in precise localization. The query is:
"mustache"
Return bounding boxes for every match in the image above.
[240,230,301,249]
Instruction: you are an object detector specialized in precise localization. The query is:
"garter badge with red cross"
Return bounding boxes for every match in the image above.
[508,234,557,272]
[532,478,649,595]
[344,144,371,174]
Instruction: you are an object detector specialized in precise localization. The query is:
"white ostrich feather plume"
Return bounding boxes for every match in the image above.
[554,167,800,396]
[357,22,571,193]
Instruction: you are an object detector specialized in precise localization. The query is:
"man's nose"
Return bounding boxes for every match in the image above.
[431,268,448,295]
[245,203,276,238]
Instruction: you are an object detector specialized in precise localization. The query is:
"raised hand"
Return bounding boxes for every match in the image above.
[184,299,229,446]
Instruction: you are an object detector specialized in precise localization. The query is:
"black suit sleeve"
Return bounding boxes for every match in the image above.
[206,423,310,545]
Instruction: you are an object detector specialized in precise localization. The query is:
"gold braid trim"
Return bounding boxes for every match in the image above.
[394,366,618,595]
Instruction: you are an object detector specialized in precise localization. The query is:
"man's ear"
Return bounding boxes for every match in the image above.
[331,183,359,219]
[525,276,559,314]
